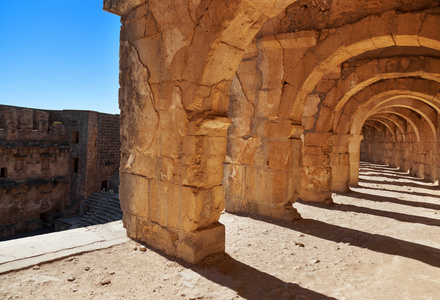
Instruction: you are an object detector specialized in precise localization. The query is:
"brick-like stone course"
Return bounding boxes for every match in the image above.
[0,105,120,238]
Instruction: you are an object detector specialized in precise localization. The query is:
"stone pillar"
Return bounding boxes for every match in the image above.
[117,40,231,262]
[434,112,440,184]
[120,115,230,263]
[300,132,333,203]
[104,0,295,263]
[348,135,364,186]
[224,118,303,220]
[330,134,351,193]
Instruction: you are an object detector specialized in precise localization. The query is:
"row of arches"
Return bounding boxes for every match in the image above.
[107,0,440,263]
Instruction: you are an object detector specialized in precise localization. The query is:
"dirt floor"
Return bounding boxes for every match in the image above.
[1,161,439,299]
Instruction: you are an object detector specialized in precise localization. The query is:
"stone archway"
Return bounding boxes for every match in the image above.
[104,0,297,263]
[273,12,440,200]
[344,89,440,183]
[105,0,440,264]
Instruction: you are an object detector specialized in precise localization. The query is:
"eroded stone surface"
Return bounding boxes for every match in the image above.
[107,0,440,263]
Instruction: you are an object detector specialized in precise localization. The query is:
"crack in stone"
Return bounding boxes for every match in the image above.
[128,41,161,152]
[235,72,256,138]
[220,41,246,52]
[181,0,214,79]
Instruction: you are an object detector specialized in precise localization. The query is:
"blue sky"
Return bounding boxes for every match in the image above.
[0,1,121,114]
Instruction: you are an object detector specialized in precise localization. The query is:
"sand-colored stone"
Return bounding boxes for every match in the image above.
[105,0,440,264]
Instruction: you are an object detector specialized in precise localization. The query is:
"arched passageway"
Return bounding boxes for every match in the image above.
[105,0,440,263]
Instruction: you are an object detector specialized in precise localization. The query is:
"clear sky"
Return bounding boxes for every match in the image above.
[0,1,121,114]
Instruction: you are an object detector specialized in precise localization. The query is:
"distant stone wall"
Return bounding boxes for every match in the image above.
[97,113,120,189]
[0,106,71,238]
[361,120,438,181]
[45,110,121,211]
[0,105,120,238]
[0,106,67,143]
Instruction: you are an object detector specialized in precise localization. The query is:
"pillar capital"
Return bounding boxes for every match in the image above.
[103,0,144,16]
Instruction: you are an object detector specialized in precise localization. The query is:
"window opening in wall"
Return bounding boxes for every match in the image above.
[0,109,4,129]
[0,167,7,178]
[33,111,38,130]
[101,180,108,191]
[72,158,79,173]
[72,131,79,143]
[14,159,23,171]
[42,157,50,170]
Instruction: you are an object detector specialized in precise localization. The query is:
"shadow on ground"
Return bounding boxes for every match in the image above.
[141,243,335,300]
[252,214,440,269]
[358,178,440,192]
[344,190,440,211]
[299,200,440,227]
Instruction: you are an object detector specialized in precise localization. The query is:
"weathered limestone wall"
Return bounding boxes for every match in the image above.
[106,0,298,263]
[0,106,66,142]
[245,8,440,193]
[0,106,70,237]
[97,114,121,187]
[224,36,306,219]
[361,114,439,182]
[0,105,120,238]
[106,0,440,263]
[47,110,121,209]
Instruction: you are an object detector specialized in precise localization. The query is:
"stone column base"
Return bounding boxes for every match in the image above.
[299,188,333,204]
[123,213,225,264]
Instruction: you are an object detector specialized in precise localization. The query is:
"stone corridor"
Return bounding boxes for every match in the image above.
[104,0,440,263]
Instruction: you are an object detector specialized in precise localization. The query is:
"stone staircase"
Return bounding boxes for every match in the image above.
[72,191,123,228]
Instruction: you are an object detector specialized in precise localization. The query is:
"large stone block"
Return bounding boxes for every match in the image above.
[315,106,334,132]
[123,213,225,264]
[302,167,331,191]
[119,172,150,219]
[302,153,329,167]
[183,136,228,156]
[303,132,333,147]
[224,163,246,202]
[331,164,350,183]
[181,185,224,232]
[299,188,332,203]
[256,202,301,221]
[244,166,269,201]
[369,12,396,48]
[187,117,231,137]
[266,138,292,170]
[176,222,225,264]
[180,155,226,188]
[256,119,303,138]
[227,137,264,166]
[270,169,293,203]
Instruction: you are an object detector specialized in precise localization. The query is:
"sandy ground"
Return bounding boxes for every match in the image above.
[1,161,439,299]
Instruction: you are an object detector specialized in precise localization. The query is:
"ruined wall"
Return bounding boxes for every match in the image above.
[225,2,440,210]
[0,105,120,238]
[224,38,305,219]
[361,114,439,181]
[46,110,120,211]
[97,114,121,189]
[0,106,70,237]
[106,0,440,264]
[257,0,439,36]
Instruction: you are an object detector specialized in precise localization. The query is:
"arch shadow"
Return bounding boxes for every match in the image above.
[354,184,440,199]
[358,178,440,192]
[248,215,440,268]
[360,172,430,183]
[341,190,440,211]
[142,244,336,300]
[297,200,440,227]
